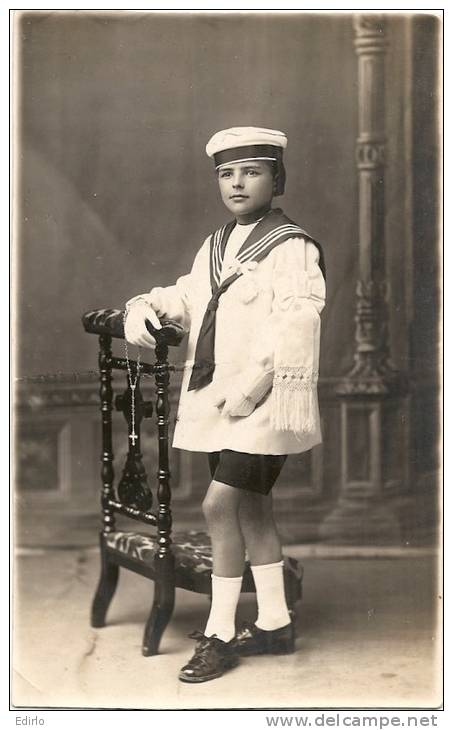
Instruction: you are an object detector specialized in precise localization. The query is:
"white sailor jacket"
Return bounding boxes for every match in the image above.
[133,222,326,456]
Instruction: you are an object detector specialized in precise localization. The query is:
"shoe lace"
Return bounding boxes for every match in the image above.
[186,631,222,668]
[236,621,256,637]
[239,621,255,631]
[188,629,214,645]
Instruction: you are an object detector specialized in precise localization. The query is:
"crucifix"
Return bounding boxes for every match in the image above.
[115,375,154,511]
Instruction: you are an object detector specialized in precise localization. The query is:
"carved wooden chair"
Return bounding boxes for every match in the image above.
[82,308,303,656]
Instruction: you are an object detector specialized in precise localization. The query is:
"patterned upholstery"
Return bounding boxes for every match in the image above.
[106,529,303,596]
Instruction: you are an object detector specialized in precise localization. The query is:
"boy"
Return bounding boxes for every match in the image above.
[125,127,326,683]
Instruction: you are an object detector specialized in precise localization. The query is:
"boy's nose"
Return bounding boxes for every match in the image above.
[232,174,244,188]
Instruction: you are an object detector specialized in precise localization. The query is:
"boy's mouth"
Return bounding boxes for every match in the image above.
[230,195,249,200]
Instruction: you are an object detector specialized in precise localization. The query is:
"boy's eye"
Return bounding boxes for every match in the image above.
[247,170,259,176]
[219,171,232,178]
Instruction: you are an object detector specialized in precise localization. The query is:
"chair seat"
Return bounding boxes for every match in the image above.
[105,529,303,596]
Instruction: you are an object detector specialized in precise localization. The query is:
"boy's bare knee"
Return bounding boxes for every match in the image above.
[202,480,241,525]
[202,492,221,523]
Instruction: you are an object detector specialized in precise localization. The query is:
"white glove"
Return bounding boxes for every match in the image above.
[124,299,162,349]
[212,390,256,418]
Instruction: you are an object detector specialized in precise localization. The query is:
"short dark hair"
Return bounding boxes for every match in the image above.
[269,159,286,197]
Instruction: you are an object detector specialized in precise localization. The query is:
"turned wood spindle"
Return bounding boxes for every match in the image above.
[99,334,116,535]
[154,341,172,558]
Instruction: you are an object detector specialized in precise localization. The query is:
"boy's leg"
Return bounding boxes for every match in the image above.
[239,492,291,630]
[235,492,294,655]
[239,491,282,566]
[179,480,244,683]
[202,479,245,640]
[203,479,245,576]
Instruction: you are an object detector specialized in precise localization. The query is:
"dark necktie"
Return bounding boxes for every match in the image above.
[187,271,240,391]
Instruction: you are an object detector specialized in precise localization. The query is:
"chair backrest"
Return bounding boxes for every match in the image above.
[82,308,186,558]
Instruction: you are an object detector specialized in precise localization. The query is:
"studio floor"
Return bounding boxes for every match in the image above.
[12,546,442,710]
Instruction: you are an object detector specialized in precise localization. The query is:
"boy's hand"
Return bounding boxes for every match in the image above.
[212,390,256,418]
[124,301,162,349]
[212,393,227,412]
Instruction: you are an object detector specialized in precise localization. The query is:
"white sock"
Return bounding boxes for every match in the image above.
[251,560,291,631]
[204,574,243,642]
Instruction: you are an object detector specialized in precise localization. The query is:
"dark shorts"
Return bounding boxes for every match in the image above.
[208,449,287,495]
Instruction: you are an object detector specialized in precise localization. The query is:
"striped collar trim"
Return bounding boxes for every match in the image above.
[237,224,304,263]
[211,223,304,286]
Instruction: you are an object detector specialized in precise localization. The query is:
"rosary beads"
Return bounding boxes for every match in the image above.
[123,311,141,446]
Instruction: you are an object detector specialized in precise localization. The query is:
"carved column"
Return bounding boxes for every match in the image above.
[347,15,393,390]
[320,15,408,544]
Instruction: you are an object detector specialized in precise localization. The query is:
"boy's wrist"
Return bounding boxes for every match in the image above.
[222,389,257,418]
[241,392,256,406]
[125,292,159,313]
[237,365,274,404]
[125,297,149,312]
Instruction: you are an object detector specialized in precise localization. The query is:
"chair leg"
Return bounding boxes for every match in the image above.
[142,558,175,657]
[91,545,120,628]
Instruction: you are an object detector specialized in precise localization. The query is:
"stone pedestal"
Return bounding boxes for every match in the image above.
[320,395,409,544]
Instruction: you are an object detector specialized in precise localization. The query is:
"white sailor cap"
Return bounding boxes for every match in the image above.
[206,126,287,169]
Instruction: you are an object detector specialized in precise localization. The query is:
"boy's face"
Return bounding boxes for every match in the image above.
[217,160,275,222]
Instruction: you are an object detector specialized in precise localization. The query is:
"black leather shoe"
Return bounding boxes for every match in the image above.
[178,631,239,683]
[234,620,295,656]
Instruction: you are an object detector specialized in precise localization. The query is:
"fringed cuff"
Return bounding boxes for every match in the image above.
[270,366,318,433]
